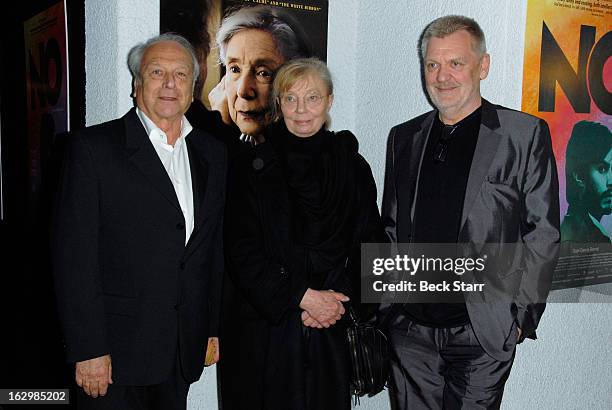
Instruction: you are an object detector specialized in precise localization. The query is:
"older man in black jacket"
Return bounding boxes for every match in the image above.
[52,33,226,409]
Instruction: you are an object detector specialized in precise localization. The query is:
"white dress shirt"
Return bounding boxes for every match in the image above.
[137,108,194,245]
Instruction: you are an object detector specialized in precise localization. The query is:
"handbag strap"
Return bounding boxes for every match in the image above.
[347,304,359,325]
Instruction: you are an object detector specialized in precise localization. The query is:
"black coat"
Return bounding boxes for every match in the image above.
[51,108,226,385]
[220,126,383,410]
[186,99,244,160]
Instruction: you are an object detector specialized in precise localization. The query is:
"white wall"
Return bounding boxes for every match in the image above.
[85,0,159,125]
[85,1,612,409]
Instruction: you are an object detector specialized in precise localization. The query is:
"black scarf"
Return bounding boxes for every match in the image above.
[270,122,359,288]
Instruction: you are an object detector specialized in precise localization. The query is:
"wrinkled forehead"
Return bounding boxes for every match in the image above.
[425,30,481,58]
[142,41,193,70]
[225,29,284,66]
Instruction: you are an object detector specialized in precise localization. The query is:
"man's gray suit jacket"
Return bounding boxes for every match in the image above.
[381,99,560,361]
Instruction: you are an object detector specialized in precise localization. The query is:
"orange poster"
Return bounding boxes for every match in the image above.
[522,0,611,288]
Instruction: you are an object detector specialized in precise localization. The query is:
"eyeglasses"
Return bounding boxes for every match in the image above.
[433,125,458,163]
[279,93,327,109]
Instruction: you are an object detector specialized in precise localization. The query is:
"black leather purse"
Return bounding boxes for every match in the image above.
[346,306,390,402]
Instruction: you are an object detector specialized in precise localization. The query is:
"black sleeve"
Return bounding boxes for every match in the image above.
[381,126,398,243]
[51,131,110,363]
[344,154,386,320]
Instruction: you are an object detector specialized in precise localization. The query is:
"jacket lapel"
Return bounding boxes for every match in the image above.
[398,111,436,222]
[186,133,209,236]
[123,108,182,213]
[460,99,502,229]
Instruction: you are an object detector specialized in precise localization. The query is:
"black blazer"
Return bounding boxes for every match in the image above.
[52,108,226,385]
[381,100,560,361]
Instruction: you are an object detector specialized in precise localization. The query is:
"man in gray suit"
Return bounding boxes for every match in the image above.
[381,15,560,409]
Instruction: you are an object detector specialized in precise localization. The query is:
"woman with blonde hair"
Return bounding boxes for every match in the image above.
[222,57,384,409]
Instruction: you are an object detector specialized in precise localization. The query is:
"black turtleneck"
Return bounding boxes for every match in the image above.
[285,127,327,157]
[405,106,481,328]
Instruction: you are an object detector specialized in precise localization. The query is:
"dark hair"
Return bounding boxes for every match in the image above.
[565,120,612,207]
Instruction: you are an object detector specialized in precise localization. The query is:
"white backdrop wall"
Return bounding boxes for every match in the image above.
[85,1,612,409]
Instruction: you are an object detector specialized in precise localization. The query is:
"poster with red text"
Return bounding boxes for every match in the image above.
[24,1,69,205]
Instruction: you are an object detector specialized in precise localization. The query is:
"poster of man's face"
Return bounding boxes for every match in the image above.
[583,148,612,217]
[566,121,612,215]
[562,120,612,243]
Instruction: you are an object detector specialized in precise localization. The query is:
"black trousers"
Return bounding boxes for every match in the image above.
[388,316,515,410]
[76,350,189,410]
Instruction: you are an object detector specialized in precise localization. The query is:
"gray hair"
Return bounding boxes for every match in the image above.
[271,57,333,126]
[420,15,487,59]
[216,5,310,65]
[127,33,200,89]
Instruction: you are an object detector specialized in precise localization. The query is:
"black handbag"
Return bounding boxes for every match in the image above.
[346,305,390,401]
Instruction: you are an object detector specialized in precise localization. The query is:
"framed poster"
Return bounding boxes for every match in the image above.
[23,0,69,207]
[0,92,3,221]
[160,0,328,108]
[522,0,611,289]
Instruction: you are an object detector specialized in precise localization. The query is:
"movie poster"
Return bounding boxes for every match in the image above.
[23,1,69,205]
[160,0,328,108]
[522,0,611,289]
